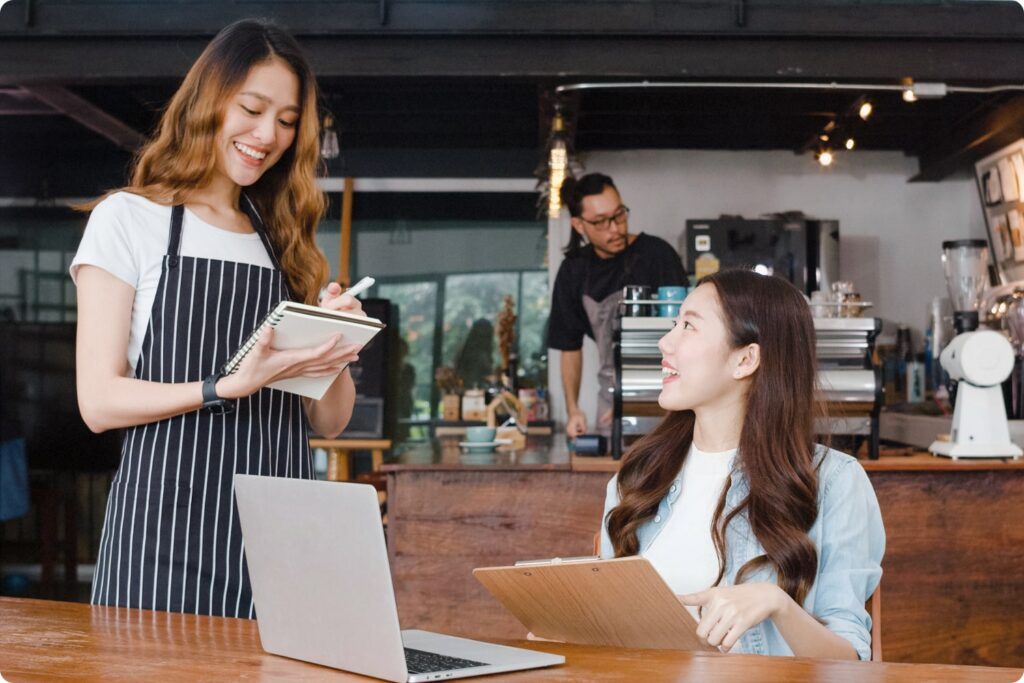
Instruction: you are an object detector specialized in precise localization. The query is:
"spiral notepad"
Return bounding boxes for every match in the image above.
[222,301,385,400]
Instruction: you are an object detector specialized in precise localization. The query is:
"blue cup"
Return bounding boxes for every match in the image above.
[465,426,496,443]
[657,286,688,317]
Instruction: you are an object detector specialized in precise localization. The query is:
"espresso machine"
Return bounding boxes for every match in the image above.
[611,296,883,459]
[929,240,1022,458]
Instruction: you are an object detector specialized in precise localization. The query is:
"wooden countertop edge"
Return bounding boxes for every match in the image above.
[859,453,1024,472]
[381,463,571,472]
[566,452,1024,474]
[381,452,1024,474]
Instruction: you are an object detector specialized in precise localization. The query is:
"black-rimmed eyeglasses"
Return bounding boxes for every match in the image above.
[578,206,630,232]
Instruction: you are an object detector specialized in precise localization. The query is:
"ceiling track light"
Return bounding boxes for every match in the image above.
[555,79,1018,98]
[798,93,875,165]
[904,80,948,101]
[544,79,1022,170]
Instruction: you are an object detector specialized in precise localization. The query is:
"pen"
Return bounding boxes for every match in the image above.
[345,276,376,298]
[317,276,376,304]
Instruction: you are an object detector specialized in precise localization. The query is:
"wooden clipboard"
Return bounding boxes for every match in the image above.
[473,556,715,651]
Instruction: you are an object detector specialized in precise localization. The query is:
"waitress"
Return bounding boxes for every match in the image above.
[548,174,687,438]
[71,19,361,618]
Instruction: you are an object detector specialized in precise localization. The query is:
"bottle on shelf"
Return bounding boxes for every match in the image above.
[894,325,911,399]
[907,352,925,404]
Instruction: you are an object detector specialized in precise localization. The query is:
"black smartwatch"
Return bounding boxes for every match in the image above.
[201,372,235,414]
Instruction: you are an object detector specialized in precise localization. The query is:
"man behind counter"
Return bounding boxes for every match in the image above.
[548,173,688,438]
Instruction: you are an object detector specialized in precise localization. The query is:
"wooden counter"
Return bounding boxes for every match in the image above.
[383,434,573,471]
[1,597,1019,681]
[384,444,1024,668]
[567,451,1024,474]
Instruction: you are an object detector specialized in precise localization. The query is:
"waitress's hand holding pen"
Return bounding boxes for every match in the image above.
[318,275,374,317]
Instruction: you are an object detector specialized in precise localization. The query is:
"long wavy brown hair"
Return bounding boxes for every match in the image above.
[81,19,327,304]
[606,269,823,605]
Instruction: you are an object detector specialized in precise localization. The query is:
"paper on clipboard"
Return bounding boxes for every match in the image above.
[473,556,715,651]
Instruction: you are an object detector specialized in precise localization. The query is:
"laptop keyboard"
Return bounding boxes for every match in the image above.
[404,647,488,675]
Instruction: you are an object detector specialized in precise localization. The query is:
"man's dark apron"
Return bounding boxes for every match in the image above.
[91,201,312,618]
[580,247,636,434]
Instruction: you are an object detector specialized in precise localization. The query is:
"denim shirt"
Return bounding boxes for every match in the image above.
[599,446,885,660]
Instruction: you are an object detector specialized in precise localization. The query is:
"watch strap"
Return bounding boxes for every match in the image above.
[202,372,224,406]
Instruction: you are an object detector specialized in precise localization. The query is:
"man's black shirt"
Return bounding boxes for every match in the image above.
[547,233,688,351]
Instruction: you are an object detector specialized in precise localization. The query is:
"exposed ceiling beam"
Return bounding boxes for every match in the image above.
[4,36,1024,84]
[20,85,144,150]
[0,86,57,115]
[1,1,1022,38]
[911,95,1024,182]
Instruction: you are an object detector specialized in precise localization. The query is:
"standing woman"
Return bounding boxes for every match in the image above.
[599,269,885,659]
[72,19,361,617]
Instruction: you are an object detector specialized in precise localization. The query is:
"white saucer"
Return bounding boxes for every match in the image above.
[458,439,513,449]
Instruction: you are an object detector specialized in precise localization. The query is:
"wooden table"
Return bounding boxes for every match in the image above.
[0,597,1019,681]
[309,438,392,481]
[384,444,1024,668]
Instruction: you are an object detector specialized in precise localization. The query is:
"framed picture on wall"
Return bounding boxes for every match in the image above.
[975,139,1024,281]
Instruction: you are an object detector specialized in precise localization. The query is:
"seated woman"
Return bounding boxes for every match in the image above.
[599,268,884,659]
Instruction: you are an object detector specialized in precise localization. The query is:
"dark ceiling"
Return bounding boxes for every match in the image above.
[2,1,1023,198]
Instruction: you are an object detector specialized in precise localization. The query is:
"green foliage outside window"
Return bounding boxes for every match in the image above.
[379,270,548,440]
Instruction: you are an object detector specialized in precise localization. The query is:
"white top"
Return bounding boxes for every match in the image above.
[643,443,736,621]
[71,191,274,375]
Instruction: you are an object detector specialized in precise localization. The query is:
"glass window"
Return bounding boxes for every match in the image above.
[518,270,550,389]
[377,280,438,441]
[444,272,519,391]
[379,269,548,439]
[316,190,548,444]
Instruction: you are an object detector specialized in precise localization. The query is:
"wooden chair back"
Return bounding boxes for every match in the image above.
[867,584,882,661]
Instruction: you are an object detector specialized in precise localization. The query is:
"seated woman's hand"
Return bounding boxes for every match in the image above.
[217,326,362,399]
[318,282,366,316]
[680,583,785,653]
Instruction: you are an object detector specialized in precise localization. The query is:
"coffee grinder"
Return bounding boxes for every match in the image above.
[929,240,1022,459]
[942,240,989,335]
[940,239,988,408]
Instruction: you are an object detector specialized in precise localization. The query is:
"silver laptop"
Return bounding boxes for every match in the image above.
[233,474,564,682]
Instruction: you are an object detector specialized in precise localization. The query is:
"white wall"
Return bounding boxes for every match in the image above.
[547,149,987,428]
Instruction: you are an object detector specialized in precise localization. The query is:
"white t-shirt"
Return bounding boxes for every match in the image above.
[70,191,275,375]
[643,443,736,621]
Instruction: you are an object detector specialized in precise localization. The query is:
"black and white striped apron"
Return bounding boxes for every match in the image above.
[91,202,312,618]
